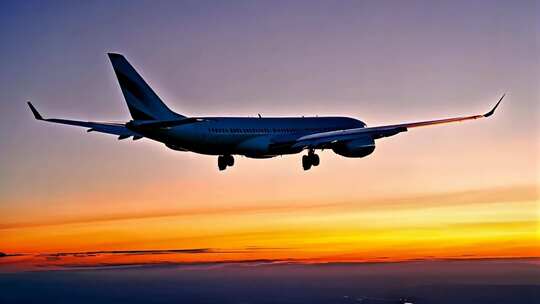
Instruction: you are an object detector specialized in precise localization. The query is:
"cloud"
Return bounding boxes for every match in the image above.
[56,259,290,270]
[0,252,26,257]
[41,256,540,271]
[39,248,213,258]
[1,185,535,230]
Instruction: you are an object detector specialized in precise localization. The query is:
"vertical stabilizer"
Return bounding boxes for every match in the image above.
[108,53,184,120]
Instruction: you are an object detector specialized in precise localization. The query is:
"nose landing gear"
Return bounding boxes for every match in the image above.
[302,150,320,171]
[218,155,234,171]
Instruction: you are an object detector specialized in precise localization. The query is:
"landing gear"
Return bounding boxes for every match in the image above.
[311,153,320,166]
[218,155,234,171]
[302,150,320,171]
[226,155,234,166]
[302,155,311,171]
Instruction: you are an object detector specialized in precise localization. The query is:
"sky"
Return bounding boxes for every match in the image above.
[0,0,538,270]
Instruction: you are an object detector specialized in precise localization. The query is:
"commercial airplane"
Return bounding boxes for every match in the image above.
[28,53,504,171]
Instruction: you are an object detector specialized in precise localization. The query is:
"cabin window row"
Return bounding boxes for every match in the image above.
[208,127,334,134]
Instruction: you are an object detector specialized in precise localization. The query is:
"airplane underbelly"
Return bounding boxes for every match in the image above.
[169,131,246,155]
[156,126,302,157]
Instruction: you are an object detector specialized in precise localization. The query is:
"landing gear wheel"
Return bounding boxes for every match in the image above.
[310,153,320,166]
[226,155,234,166]
[218,155,234,171]
[302,155,312,171]
[218,156,227,171]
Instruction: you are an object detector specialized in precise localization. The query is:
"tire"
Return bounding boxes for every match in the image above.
[311,154,320,166]
[302,155,311,170]
[218,156,227,171]
[226,155,234,166]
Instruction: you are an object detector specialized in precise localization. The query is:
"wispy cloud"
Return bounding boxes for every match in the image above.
[39,248,213,257]
[0,252,27,258]
[1,185,535,230]
[3,249,538,273]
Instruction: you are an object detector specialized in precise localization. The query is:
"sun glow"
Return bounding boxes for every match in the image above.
[1,185,537,271]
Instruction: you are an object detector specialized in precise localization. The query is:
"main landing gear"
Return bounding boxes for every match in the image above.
[218,155,234,171]
[302,150,320,171]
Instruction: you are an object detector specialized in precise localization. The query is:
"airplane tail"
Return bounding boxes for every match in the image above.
[108,53,184,120]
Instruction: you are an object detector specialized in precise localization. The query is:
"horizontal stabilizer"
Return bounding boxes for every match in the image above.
[27,102,142,138]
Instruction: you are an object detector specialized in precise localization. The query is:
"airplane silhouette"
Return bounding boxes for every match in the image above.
[28,53,504,171]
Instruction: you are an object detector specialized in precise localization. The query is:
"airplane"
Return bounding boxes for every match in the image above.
[27,53,504,171]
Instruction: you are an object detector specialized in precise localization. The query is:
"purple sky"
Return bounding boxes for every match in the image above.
[0,1,538,222]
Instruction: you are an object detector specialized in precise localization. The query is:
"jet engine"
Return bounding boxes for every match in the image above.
[332,136,375,158]
[237,136,271,155]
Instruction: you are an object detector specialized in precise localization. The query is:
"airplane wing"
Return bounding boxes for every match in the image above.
[27,102,142,140]
[291,94,505,150]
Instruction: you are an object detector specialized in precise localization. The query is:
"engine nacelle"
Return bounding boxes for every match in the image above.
[237,136,271,155]
[332,137,375,158]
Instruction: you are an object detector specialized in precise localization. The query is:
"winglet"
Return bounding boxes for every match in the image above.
[483,94,505,118]
[27,102,43,120]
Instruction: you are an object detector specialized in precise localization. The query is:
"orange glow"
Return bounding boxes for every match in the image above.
[1,185,537,271]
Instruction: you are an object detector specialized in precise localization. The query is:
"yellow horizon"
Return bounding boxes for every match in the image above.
[2,184,537,263]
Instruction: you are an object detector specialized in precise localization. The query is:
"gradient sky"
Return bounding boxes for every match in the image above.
[0,1,538,266]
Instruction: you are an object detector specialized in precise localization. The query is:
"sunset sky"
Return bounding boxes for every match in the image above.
[0,1,538,270]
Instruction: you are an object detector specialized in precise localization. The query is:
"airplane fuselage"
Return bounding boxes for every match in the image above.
[130,116,366,157]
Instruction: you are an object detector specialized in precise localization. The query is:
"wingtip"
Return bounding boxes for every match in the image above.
[483,93,505,118]
[27,101,43,120]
